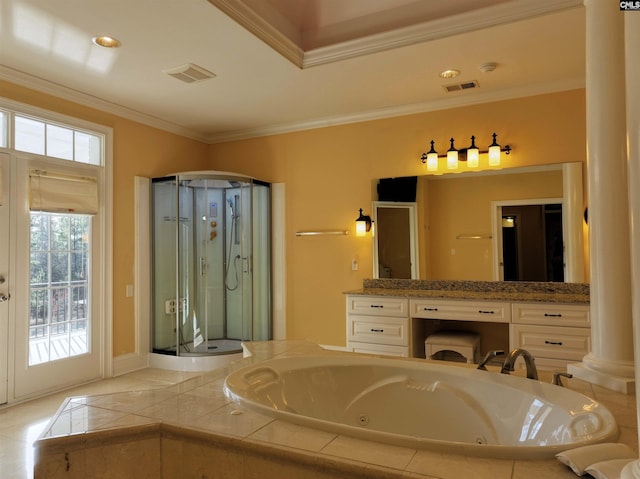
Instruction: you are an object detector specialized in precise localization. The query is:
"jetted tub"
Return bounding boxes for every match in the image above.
[223,354,618,459]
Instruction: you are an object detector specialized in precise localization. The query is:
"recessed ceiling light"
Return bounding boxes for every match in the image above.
[439,69,460,79]
[92,36,121,48]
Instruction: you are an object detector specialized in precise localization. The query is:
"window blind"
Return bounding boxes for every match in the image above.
[29,169,98,214]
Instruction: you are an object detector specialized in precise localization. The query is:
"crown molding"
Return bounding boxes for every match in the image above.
[0,65,210,143]
[207,0,304,68]
[0,66,584,147]
[205,77,585,144]
[304,0,583,67]
[207,0,583,69]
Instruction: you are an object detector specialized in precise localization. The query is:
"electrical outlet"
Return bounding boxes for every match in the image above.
[165,299,176,314]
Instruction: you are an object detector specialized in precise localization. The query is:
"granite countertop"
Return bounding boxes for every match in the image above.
[345,279,590,304]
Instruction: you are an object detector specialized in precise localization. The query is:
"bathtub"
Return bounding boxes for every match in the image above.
[223,354,618,459]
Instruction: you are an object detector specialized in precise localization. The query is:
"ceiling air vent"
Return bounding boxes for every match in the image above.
[163,63,216,83]
[443,80,479,93]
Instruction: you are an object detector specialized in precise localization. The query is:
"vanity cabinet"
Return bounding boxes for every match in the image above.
[411,299,510,323]
[346,296,412,357]
[345,294,591,370]
[510,302,590,370]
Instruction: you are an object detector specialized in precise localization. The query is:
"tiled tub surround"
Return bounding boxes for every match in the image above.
[33,341,637,479]
[353,279,590,303]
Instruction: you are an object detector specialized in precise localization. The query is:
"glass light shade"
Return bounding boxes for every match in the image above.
[446,138,458,170]
[467,147,479,167]
[355,208,371,237]
[426,151,438,171]
[447,149,458,169]
[488,133,501,166]
[488,145,501,166]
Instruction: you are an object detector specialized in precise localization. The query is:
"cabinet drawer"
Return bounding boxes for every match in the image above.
[510,324,590,361]
[347,342,409,357]
[347,316,409,346]
[347,295,408,317]
[512,302,590,327]
[410,299,510,323]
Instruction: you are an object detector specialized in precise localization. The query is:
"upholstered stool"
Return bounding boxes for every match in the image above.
[425,331,480,364]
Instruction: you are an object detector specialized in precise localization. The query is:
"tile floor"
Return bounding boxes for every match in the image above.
[1,341,639,479]
[0,368,200,479]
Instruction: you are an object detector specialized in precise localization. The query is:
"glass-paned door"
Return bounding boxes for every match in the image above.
[12,158,103,400]
[0,153,10,404]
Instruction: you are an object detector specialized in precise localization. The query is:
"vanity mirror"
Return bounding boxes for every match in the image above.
[373,162,585,283]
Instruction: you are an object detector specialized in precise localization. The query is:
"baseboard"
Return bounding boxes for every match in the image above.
[112,351,149,377]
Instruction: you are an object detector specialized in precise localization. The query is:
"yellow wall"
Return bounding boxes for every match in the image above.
[208,89,586,347]
[1,80,210,356]
[1,79,587,354]
[422,170,563,280]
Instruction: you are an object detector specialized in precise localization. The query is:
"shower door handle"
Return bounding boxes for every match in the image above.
[199,257,207,276]
[242,256,250,274]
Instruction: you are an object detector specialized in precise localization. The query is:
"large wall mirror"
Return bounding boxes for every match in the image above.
[373,162,585,283]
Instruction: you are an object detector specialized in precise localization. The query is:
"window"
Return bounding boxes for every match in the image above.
[0,110,7,148]
[29,213,91,365]
[13,114,102,165]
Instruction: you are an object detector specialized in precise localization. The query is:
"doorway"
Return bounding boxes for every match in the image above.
[373,202,419,279]
[493,199,565,282]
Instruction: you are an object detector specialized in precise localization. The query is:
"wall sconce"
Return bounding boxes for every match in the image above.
[420,133,511,171]
[355,208,372,237]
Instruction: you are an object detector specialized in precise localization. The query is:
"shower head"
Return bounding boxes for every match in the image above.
[227,198,235,217]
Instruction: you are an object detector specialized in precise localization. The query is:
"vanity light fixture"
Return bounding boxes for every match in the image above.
[420,133,511,171]
[467,136,479,168]
[422,140,438,172]
[488,133,502,166]
[446,138,458,170]
[355,208,372,237]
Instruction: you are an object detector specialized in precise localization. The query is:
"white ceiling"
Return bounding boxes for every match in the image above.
[0,0,585,144]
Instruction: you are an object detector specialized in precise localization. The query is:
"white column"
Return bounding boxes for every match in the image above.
[568,0,634,393]
[622,8,640,479]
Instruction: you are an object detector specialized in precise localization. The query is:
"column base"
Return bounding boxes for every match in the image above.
[567,362,635,394]
[622,459,640,479]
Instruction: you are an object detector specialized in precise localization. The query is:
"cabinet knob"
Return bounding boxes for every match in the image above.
[0,293,9,302]
[544,313,562,317]
[544,340,563,346]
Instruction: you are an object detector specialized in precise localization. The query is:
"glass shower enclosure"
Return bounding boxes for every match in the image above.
[151,172,271,356]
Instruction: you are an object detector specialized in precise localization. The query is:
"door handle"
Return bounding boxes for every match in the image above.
[0,293,9,302]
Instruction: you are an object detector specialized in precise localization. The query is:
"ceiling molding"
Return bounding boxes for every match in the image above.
[0,65,210,143]
[207,0,304,68]
[205,77,585,144]
[304,0,583,67]
[0,69,584,148]
[207,0,583,69]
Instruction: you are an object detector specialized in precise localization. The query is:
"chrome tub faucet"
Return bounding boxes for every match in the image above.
[501,348,538,380]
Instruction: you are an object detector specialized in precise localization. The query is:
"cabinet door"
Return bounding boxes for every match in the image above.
[510,324,590,361]
[347,316,409,346]
[512,303,590,327]
[410,299,510,323]
[347,296,408,317]
[347,342,409,357]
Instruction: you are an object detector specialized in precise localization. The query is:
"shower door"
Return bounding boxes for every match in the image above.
[151,174,271,356]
